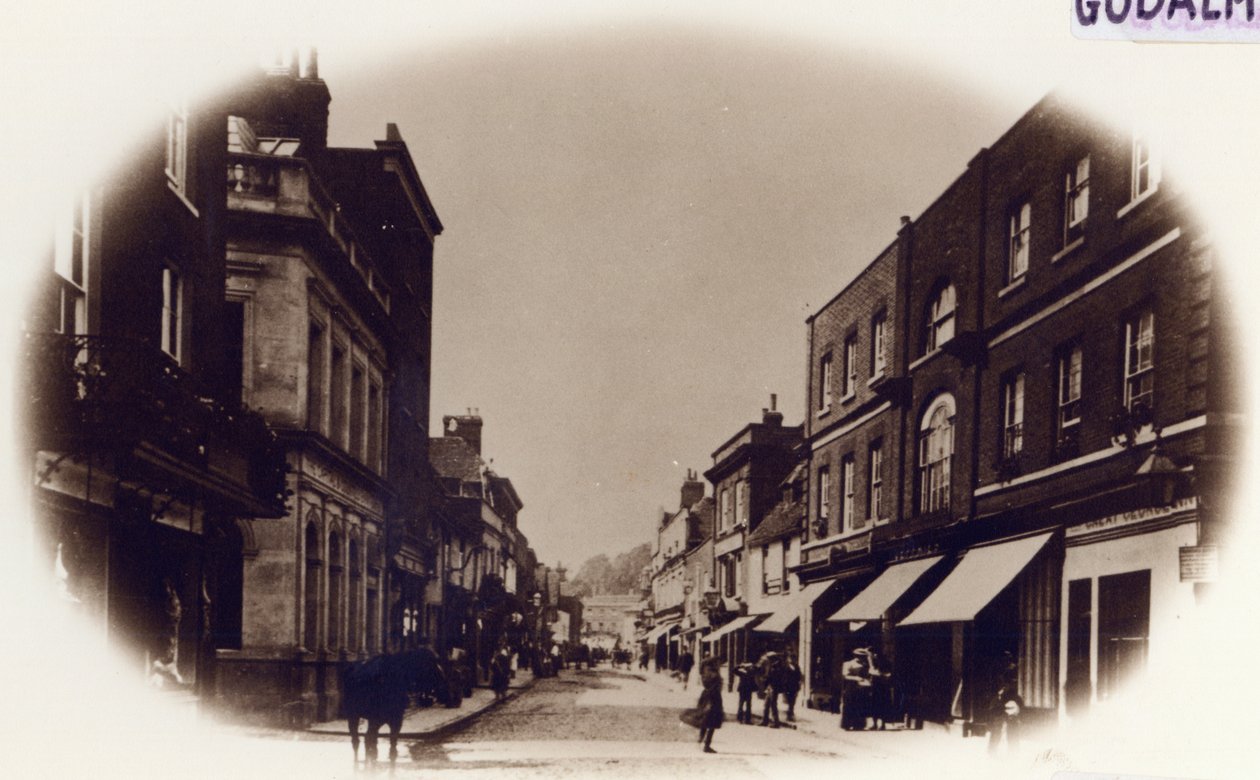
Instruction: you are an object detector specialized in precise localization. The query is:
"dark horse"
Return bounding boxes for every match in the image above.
[340,648,455,767]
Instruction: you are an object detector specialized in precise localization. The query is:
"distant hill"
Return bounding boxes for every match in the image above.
[569,542,651,598]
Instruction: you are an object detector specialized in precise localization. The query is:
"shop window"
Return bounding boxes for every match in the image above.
[1098,569,1150,701]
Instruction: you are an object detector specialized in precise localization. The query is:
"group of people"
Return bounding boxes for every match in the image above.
[732,652,802,728]
[679,649,803,753]
[839,645,896,730]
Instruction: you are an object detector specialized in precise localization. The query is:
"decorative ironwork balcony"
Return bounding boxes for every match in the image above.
[23,332,288,516]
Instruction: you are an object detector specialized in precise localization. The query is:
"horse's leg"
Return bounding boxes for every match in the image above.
[387,713,403,768]
[367,720,381,766]
[348,715,361,766]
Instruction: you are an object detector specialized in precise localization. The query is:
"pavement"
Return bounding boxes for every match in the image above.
[307,671,537,738]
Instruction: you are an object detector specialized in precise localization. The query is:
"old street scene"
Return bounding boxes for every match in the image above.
[11,14,1255,780]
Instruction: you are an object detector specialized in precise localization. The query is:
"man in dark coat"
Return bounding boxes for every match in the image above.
[759,654,782,728]
[489,647,512,702]
[696,658,724,753]
[679,649,695,690]
[776,655,803,723]
[732,662,758,724]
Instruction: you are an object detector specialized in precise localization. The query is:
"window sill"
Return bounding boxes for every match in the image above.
[1116,186,1159,220]
[997,276,1027,299]
[908,347,944,372]
[1051,236,1085,264]
[867,371,886,388]
[167,180,200,218]
[839,391,857,405]
[816,407,831,419]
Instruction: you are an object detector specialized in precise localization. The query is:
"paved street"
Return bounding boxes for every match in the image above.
[293,666,1003,779]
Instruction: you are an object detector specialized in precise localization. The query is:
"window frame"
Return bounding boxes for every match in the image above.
[1130,133,1161,202]
[840,454,855,531]
[1007,200,1031,283]
[1124,309,1155,413]
[1064,154,1090,241]
[160,264,183,362]
[926,284,956,354]
[1057,343,1083,432]
[817,466,831,531]
[819,352,834,411]
[871,311,887,378]
[1001,370,1025,459]
[917,394,955,515]
[842,335,858,398]
[867,439,883,522]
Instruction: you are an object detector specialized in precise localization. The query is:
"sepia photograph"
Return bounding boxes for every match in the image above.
[2,2,1258,778]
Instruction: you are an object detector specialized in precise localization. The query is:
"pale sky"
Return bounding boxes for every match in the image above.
[318,26,1034,568]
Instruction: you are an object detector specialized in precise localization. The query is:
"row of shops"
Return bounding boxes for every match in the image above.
[640,92,1238,736]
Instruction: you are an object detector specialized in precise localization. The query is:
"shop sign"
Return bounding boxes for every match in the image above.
[1180,545,1218,583]
[1066,496,1197,538]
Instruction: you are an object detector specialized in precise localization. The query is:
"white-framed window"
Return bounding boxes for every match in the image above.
[720,488,732,532]
[1058,344,1083,431]
[54,193,90,335]
[1124,310,1155,412]
[1064,155,1090,238]
[918,394,955,514]
[736,480,748,525]
[842,336,857,397]
[817,466,831,531]
[1008,201,1031,283]
[1002,371,1025,459]
[868,440,883,521]
[1131,134,1161,201]
[781,544,790,593]
[819,352,833,410]
[871,311,887,378]
[926,284,956,353]
[761,545,770,595]
[160,265,183,361]
[841,455,855,530]
[165,99,189,197]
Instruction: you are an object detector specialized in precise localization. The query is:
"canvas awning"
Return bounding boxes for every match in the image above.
[703,613,767,643]
[753,579,837,634]
[827,556,944,622]
[644,619,681,643]
[899,533,1053,626]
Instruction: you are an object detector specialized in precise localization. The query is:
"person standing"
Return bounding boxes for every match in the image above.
[696,658,725,753]
[868,649,894,729]
[679,648,695,690]
[733,662,758,724]
[987,661,1024,755]
[777,655,803,723]
[840,647,873,730]
[759,655,782,728]
[490,646,512,702]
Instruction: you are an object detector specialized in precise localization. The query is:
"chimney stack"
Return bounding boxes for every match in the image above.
[680,469,705,510]
[762,394,784,427]
[443,412,484,454]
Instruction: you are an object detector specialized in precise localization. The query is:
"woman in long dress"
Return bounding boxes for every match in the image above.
[696,658,725,753]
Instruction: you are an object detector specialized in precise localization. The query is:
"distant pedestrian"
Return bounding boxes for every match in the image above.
[696,658,724,753]
[868,649,894,729]
[679,649,695,690]
[490,647,511,702]
[733,662,758,724]
[759,654,782,728]
[775,655,802,723]
[987,657,1023,755]
[840,647,873,730]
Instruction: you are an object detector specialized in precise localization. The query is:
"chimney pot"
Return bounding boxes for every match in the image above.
[771,393,778,411]
[900,215,911,226]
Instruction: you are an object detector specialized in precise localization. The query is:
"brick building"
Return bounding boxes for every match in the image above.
[24,76,288,702]
[702,400,802,669]
[806,93,1240,734]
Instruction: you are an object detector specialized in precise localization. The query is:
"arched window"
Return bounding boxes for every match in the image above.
[925,284,956,354]
[304,519,321,651]
[348,536,361,653]
[328,530,342,651]
[918,394,955,514]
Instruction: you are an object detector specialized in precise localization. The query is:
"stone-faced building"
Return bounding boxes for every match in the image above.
[214,53,442,723]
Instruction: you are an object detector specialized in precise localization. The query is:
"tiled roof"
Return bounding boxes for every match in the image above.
[429,437,482,483]
[747,495,804,546]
